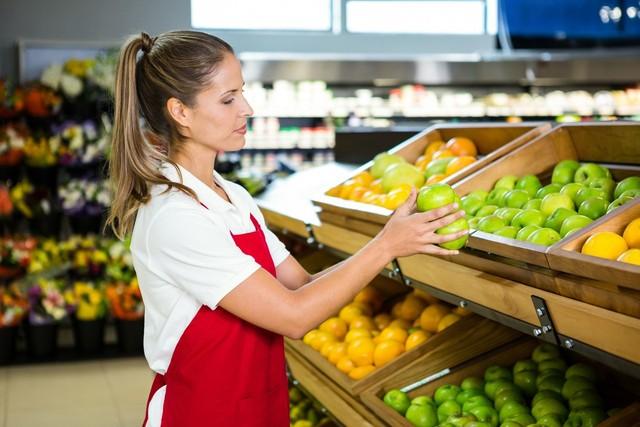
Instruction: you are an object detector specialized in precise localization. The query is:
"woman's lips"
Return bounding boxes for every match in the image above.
[234,124,247,135]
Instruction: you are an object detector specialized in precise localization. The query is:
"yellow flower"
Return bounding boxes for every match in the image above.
[89,290,102,305]
[92,250,108,264]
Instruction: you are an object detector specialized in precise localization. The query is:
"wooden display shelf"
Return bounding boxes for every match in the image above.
[287,315,520,396]
[453,122,640,270]
[547,199,640,291]
[361,338,640,427]
[313,122,549,227]
[286,345,382,427]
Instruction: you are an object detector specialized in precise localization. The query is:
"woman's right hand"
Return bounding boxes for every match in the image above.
[376,189,468,258]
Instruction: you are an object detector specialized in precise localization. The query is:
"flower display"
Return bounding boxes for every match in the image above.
[27,278,67,324]
[9,180,54,218]
[59,178,110,216]
[0,79,24,119]
[106,278,143,320]
[68,235,109,277]
[56,116,110,165]
[22,84,62,118]
[27,238,64,274]
[0,123,27,166]
[23,134,60,167]
[0,237,33,273]
[64,281,108,321]
[0,184,13,217]
[0,284,29,327]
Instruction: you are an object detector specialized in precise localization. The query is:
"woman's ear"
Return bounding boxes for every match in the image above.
[166,97,191,129]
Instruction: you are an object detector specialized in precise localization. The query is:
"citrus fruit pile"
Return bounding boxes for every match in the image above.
[580,217,640,265]
[460,163,640,246]
[302,287,469,380]
[326,137,478,210]
[383,343,611,427]
[288,383,335,427]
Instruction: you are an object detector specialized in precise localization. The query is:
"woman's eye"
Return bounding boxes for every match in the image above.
[223,98,234,105]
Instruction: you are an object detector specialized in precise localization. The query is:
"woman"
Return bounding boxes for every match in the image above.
[107,30,466,427]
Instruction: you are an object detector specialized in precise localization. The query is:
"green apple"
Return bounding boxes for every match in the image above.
[476,205,500,217]
[371,153,406,178]
[552,160,580,185]
[536,184,563,199]
[494,389,525,411]
[587,177,615,200]
[412,395,436,407]
[469,217,481,229]
[435,384,462,405]
[499,421,522,427]
[575,187,607,206]
[504,190,531,209]
[563,408,607,427]
[466,422,494,427]
[614,176,640,198]
[532,398,568,420]
[462,195,485,216]
[536,413,564,427]
[406,403,438,427]
[543,208,576,232]
[461,377,485,391]
[619,188,640,199]
[469,190,490,202]
[512,210,546,228]
[478,215,507,234]
[484,380,511,400]
[437,217,470,250]
[513,359,538,374]
[565,363,597,382]
[456,388,485,405]
[561,377,596,400]
[487,188,510,206]
[569,389,604,411]
[536,370,564,387]
[523,199,543,211]
[527,228,562,246]
[607,195,635,213]
[560,183,584,203]
[417,183,458,211]
[495,207,523,225]
[516,225,541,241]
[560,215,593,238]
[503,413,536,426]
[463,395,494,414]
[382,163,425,193]
[532,344,561,363]
[469,405,499,427]
[578,197,608,220]
[383,389,411,415]
[446,414,478,427]
[516,175,543,197]
[485,366,513,382]
[538,359,567,373]
[532,391,564,407]
[425,157,456,178]
[438,400,462,423]
[498,401,530,423]
[540,193,575,216]
[574,163,607,184]
[537,376,564,394]
[513,370,537,397]
[495,175,519,190]
[494,226,519,239]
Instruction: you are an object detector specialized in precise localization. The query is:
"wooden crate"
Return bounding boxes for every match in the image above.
[453,122,640,269]
[361,338,640,427]
[312,122,550,227]
[547,199,640,291]
[286,314,520,396]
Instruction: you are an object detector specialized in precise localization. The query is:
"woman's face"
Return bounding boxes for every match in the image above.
[180,53,253,153]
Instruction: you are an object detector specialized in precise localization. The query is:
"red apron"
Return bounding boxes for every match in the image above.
[142,213,289,427]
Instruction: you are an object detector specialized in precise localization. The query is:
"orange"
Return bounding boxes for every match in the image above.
[321,341,339,358]
[328,342,348,365]
[302,329,318,346]
[339,304,365,324]
[378,327,408,343]
[623,218,640,248]
[372,194,387,207]
[581,232,628,260]
[347,337,375,367]
[326,185,342,197]
[360,191,379,205]
[349,365,376,380]
[412,288,439,305]
[374,340,405,367]
[350,315,377,331]
[309,330,336,351]
[453,306,473,317]
[319,317,348,341]
[389,318,411,330]
[446,137,477,157]
[336,356,355,374]
[351,301,374,317]
[391,301,403,318]
[420,304,451,332]
[383,187,411,210]
[396,295,427,321]
[370,179,383,194]
[426,174,446,184]
[374,313,393,330]
[415,155,430,171]
[424,141,445,159]
[445,156,476,176]
[348,186,369,201]
[433,149,455,160]
[405,330,431,351]
[345,328,372,343]
[353,171,374,187]
[413,317,421,327]
[437,313,462,332]
[617,248,640,266]
[338,179,358,199]
[354,287,384,312]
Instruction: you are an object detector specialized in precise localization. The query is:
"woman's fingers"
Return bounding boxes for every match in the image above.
[423,210,466,232]
[393,188,417,217]
[421,245,460,256]
[428,229,469,244]
[415,203,459,223]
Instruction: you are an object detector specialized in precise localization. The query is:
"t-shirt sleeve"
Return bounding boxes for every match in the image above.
[146,208,261,309]
[251,205,290,267]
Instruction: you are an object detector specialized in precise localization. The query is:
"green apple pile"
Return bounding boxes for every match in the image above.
[289,384,334,427]
[382,343,618,427]
[461,161,640,246]
[417,183,469,250]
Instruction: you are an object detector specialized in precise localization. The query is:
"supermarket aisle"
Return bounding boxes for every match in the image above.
[0,358,152,427]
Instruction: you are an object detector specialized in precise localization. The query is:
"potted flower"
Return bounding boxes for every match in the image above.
[22,84,62,119]
[59,178,110,234]
[10,180,60,237]
[0,283,29,363]
[0,79,25,119]
[0,184,15,232]
[23,133,60,191]
[0,123,27,181]
[0,238,31,282]
[56,119,110,169]
[64,280,108,355]
[26,278,67,359]
[68,236,108,278]
[27,238,63,275]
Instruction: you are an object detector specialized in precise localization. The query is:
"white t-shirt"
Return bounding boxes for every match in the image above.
[130,162,289,376]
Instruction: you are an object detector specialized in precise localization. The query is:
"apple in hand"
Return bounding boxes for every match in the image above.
[516,175,543,197]
[540,193,575,216]
[552,160,580,185]
[544,208,576,232]
[495,175,519,190]
[614,176,640,199]
[578,197,608,220]
[560,215,593,238]
[516,225,541,241]
[574,163,607,183]
[536,183,562,199]
[437,217,470,250]
[560,183,584,203]
[527,228,562,246]
[523,199,542,211]
[476,205,500,218]
[417,183,458,211]
[382,163,425,192]
[478,215,507,234]
[371,153,406,178]
[512,210,546,228]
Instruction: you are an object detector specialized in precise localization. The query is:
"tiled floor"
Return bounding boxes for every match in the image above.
[0,358,153,427]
